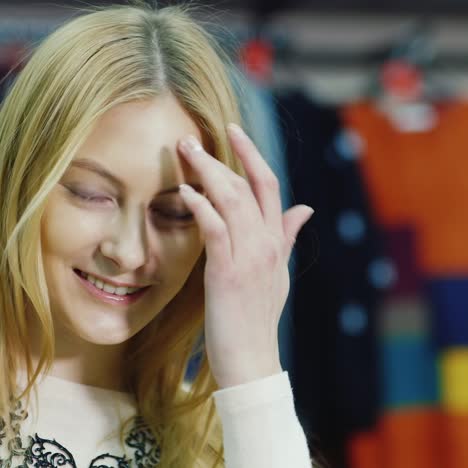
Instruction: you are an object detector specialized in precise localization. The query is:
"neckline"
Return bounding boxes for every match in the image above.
[17,369,137,406]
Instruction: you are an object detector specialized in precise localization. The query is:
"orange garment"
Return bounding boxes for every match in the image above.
[379,409,441,468]
[440,412,468,468]
[348,409,442,468]
[342,101,468,275]
[348,430,380,468]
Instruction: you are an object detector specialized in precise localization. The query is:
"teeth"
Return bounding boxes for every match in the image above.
[102,283,116,294]
[115,287,129,296]
[83,272,142,295]
[86,274,96,285]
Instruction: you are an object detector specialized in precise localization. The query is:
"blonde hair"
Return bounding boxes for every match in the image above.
[0,1,248,466]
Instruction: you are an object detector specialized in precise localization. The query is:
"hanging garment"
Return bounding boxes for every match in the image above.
[342,99,468,468]
[425,278,468,348]
[343,100,468,276]
[276,90,386,467]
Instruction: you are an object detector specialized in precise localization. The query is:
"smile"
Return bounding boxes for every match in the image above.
[73,269,151,306]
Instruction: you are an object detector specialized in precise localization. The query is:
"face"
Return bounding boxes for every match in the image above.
[40,93,205,346]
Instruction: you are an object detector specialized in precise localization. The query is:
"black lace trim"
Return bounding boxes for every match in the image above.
[0,400,160,468]
[89,453,130,468]
[125,417,161,467]
[25,434,76,467]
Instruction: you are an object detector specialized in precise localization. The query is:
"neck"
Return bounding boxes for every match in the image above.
[26,310,130,393]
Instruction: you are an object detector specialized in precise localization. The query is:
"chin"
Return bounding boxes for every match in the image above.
[68,320,138,346]
[82,333,132,346]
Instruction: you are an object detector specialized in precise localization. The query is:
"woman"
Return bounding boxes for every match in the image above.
[0,1,314,467]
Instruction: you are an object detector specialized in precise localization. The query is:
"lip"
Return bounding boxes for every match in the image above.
[74,269,151,306]
[74,269,148,288]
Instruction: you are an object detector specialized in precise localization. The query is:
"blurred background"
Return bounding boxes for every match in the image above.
[2,1,468,467]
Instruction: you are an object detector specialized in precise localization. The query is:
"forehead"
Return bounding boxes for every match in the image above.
[73,94,202,185]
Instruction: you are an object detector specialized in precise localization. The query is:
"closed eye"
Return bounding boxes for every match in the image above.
[67,187,111,204]
[152,209,194,222]
[65,185,195,223]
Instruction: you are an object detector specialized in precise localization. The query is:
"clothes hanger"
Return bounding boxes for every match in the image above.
[372,24,442,133]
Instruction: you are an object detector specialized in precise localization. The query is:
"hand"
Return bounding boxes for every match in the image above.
[177,124,314,389]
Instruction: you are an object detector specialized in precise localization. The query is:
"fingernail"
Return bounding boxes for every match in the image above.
[179,183,196,194]
[184,135,203,151]
[227,123,244,135]
[305,206,315,218]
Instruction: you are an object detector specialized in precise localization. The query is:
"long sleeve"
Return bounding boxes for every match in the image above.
[212,371,313,468]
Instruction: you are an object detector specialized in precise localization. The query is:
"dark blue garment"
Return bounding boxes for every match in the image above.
[276,91,386,468]
[425,278,468,348]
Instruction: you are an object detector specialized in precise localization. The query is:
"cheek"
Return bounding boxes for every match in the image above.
[41,200,109,257]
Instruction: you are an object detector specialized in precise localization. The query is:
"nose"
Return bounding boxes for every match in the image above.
[99,208,150,271]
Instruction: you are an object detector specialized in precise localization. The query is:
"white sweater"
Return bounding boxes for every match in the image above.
[0,370,312,467]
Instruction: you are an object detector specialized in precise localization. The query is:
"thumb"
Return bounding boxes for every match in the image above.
[282,205,314,256]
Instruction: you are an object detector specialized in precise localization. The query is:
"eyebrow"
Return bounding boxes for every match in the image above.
[70,158,201,195]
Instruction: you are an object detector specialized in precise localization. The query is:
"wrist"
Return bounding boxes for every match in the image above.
[215,361,284,390]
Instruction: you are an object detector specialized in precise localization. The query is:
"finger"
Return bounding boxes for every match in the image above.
[178,183,233,263]
[178,135,263,253]
[227,124,283,234]
[282,205,314,258]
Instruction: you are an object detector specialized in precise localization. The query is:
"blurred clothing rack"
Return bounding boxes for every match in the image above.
[3,8,468,101]
[3,21,468,70]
